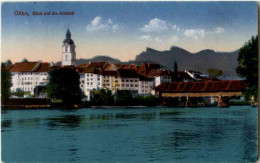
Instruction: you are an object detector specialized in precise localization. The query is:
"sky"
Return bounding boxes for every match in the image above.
[1,2,258,63]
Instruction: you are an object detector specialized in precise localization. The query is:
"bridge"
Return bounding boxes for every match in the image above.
[154,80,247,107]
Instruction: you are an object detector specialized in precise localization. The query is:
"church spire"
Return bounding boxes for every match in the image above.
[63,26,74,45]
[66,27,71,40]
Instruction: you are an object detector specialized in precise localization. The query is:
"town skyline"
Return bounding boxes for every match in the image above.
[2,2,257,63]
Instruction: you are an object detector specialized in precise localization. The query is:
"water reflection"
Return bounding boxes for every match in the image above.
[18,118,41,127]
[2,120,12,128]
[1,107,258,163]
[47,115,83,128]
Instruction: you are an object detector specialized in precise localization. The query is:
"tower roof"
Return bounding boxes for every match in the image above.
[63,28,74,45]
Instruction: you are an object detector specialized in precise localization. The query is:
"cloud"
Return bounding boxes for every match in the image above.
[184,29,206,40]
[213,27,225,34]
[172,25,181,32]
[171,35,179,43]
[139,35,152,41]
[139,35,162,43]
[86,16,119,33]
[140,18,169,32]
[155,37,162,43]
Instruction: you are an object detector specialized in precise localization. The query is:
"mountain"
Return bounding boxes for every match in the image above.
[135,46,239,75]
[55,55,121,66]
[55,46,240,76]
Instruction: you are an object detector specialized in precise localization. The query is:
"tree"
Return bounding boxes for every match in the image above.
[115,90,134,105]
[22,58,28,63]
[90,89,113,106]
[236,35,258,99]
[143,95,159,106]
[12,88,25,97]
[46,68,81,108]
[5,59,13,66]
[1,64,12,104]
[207,68,223,78]
[172,61,179,82]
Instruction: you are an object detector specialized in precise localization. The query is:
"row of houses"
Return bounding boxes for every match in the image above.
[6,60,216,99]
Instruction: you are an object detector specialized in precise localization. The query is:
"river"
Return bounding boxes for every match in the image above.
[1,106,258,162]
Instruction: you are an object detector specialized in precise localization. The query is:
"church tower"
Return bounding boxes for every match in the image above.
[62,28,76,66]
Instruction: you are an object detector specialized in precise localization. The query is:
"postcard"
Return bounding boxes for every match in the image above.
[1,1,258,162]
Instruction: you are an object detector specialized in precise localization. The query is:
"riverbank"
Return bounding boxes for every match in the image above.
[2,103,255,110]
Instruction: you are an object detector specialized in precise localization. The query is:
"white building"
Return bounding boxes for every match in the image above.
[138,76,154,95]
[154,70,172,87]
[9,61,49,94]
[117,69,139,92]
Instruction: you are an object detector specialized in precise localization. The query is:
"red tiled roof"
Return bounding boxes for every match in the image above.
[117,64,137,70]
[117,69,139,78]
[137,63,161,77]
[77,64,88,68]
[80,68,101,74]
[154,70,173,76]
[155,80,247,92]
[34,62,49,72]
[9,62,38,72]
[100,70,118,77]
[86,62,107,69]
[104,63,119,71]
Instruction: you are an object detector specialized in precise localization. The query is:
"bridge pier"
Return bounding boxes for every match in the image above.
[185,96,190,107]
[218,96,230,107]
[185,96,198,107]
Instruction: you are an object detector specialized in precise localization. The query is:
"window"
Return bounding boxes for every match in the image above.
[130,84,133,87]
[103,84,106,86]
[91,78,93,81]
[126,84,129,87]
[122,84,125,87]
[87,82,89,85]
[115,80,118,82]
[87,74,89,77]
[135,85,138,87]
[122,79,125,82]
[91,74,93,77]
[130,80,133,82]
[91,82,93,85]
[126,80,129,82]
[135,80,138,82]
[97,78,100,81]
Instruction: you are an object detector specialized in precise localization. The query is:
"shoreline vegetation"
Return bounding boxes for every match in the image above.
[1,98,253,110]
